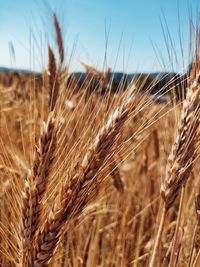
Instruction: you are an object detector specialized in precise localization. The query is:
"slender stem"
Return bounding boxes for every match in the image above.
[169,186,185,267]
[188,224,197,267]
[192,251,200,267]
[149,207,166,267]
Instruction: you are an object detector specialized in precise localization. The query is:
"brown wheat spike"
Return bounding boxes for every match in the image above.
[21,114,57,265]
[80,61,102,79]
[161,71,200,211]
[53,13,64,65]
[152,129,160,160]
[150,69,200,267]
[80,61,111,93]
[100,67,111,91]
[110,159,124,193]
[48,46,59,112]
[29,90,135,266]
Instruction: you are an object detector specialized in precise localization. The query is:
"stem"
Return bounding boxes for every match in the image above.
[192,250,200,267]
[149,207,166,267]
[188,224,197,267]
[169,186,185,267]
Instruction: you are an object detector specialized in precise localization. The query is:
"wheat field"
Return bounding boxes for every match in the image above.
[1,13,200,267]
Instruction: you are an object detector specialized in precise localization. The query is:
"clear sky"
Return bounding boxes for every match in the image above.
[0,0,199,73]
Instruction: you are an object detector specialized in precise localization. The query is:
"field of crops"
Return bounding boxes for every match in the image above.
[1,13,200,267]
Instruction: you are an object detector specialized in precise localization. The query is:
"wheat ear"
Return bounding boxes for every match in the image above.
[53,13,64,64]
[21,46,61,266]
[149,71,200,267]
[48,46,59,112]
[30,91,134,266]
[110,159,124,193]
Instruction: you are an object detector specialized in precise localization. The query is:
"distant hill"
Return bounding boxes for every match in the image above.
[0,66,40,75]
[0,66,187,103]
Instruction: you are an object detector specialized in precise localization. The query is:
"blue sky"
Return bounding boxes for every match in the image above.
[0,0,199,72]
